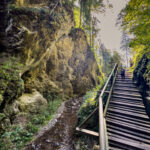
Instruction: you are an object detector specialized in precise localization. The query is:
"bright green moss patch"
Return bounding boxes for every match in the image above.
[0,57,24,106]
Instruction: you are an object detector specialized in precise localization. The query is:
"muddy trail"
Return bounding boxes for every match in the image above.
[25,97,83,150]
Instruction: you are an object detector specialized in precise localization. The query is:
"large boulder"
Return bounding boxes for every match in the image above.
[17,90,47,113]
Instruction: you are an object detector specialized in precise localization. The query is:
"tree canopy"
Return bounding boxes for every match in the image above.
[119,0,150,68]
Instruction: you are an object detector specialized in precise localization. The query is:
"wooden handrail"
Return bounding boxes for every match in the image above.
[99,64,118,150]
[104,66,118,117]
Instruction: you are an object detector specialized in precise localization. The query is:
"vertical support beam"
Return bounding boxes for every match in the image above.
[104,118,109,150]
[99,96,105,150]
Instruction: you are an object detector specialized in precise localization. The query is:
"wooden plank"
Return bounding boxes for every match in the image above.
[108,133,150,150]
[113,90,141,95]
[108,132,149,147]
[109,142,130,150]
[107,115,150,129]
[107,118,150,134]
[109,104,146,113]
[114,87,139,92]
[109,106,146,115]
[109,146,122,150]
[107,127,150,144]
[76,127,99,137]
[116,77,132,80]
[115,82,134,85]
[107,112,150,126]
[109,108,149,120]
[115,80,133,82]
[93,145,100,150]
[113,92,142,98]
[107,123,150,140]
[111,99,143,105]
[109,101,145,109]
[114,84,136,88]
[108,108,149,120]
[112,95,142,101]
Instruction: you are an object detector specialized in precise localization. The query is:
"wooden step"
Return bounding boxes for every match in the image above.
[109,103,146,113]
[108,108,149,120]
[107,112,150,126]
[108,133,150,150]
[109,141,129,150]
[107,115,150,129]
[107,127,150,144]
[114,84,137,88]
[114,87,139,92]
[115,81,134,84]
[116,78,132,80]
[113,92,141,98]
[113,90,141,96]
[109,146,122,150]
[109,105,146,115]
[115,80,135,85]
[107,118,150,134]
[111,97,143,103]
[109,101,145,109]
[107,123,150,140]
[112,95,142,101]
[111,99,143,105]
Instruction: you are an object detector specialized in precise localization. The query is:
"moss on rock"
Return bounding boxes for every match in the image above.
[0,57,24,110]
[17,90,47,113]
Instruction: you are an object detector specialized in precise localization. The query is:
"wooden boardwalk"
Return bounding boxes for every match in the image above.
[76,67,150,150]
[107,72,150,150]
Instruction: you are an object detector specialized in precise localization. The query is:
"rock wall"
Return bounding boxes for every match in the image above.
[0,0,100,130]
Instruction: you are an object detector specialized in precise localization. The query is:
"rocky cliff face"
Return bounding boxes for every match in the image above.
[0,0,100,131]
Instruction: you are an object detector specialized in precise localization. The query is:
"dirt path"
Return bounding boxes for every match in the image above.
[25,97,83,150]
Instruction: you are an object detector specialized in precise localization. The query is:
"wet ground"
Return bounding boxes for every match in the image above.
[24,97,83,150]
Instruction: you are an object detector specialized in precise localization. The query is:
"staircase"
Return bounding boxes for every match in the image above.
[106,72,150,150]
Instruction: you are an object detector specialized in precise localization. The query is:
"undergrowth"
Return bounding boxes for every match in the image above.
[0,98,62,150]
[77,81,106,128]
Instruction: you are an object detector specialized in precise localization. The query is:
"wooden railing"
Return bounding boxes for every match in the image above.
[76,64,118,150]
[99,63,118,150]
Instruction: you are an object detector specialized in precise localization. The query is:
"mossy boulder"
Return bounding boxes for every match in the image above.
[17,90,47,113]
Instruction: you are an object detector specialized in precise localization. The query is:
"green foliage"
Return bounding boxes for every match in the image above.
[109,51,122,69]
[7,4,50,15]
[0,98,62,150]
[80,0,103,25]
[74,7,82,28]
[120,0,150,70]
[77,84,104,126]
[0,57,24,105]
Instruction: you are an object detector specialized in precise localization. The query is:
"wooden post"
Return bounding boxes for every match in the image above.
[99,96,105,150]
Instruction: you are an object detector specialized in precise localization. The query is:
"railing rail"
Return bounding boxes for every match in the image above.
[99,63,118,150]
[76,64,118,150]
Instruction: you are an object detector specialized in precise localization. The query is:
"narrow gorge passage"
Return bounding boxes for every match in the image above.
[0,0,150,150]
